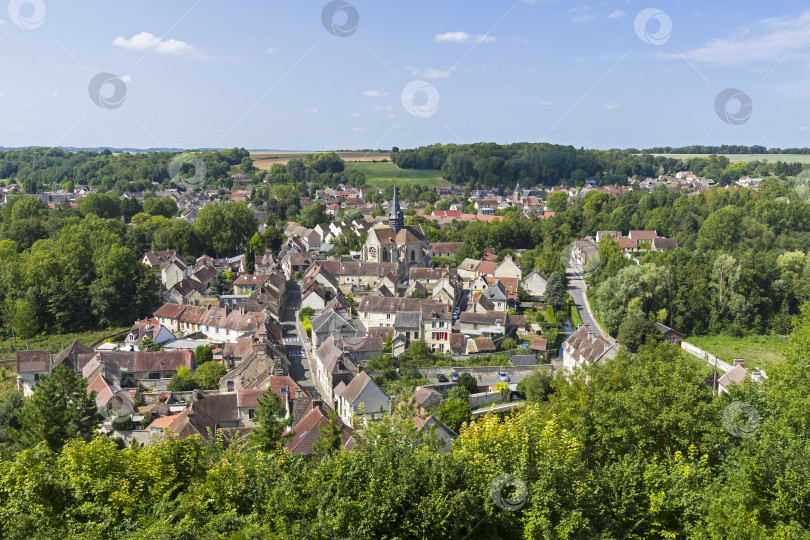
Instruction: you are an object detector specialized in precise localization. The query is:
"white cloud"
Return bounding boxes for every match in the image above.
[353,127,365,132]
[352,112,361,117]
[112,31,197,57]
[373,106,393,112]
[569,7,597,23]
[120,75,132,83]
[603,102,619,110]
[540,101,553,106]
[673,10,810,65]
[266,48,278,54]
[363,90,389,97]
[435,31,496,44]
[801,126,807,131]
[607,10,626,19]
[406,66,453,79]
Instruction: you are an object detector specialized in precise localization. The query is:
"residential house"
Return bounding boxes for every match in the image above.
[421,303,453,353]
[284,399,352,455]
[467,337,496,354]
[562,324,618,372]
[16,350,53,396]
[521,270,548,300]
[457,311,511,339]
[656,323,683,346]
[314,336,359,402]
[123,318,175,351]
[336,371,392,427]
[357,296,444,330]
[494,256,522,280]
[429,242,464,259]
[310,308,357,350]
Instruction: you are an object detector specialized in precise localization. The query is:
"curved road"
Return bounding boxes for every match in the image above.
[565,257,609,340]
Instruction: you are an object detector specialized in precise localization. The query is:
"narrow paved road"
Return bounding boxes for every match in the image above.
[565,257,608,340]
[281,281,319,396]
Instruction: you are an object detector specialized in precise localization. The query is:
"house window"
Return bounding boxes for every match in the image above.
[386,314,391,320]
[148,372,161,380]
[248,409,255,419]
[365,312,369,318]
[227,381,234,392]
[34,373,40,382]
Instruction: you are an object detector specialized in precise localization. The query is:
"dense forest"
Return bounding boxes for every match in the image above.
[2,319,810,538]
[391,143,809,188]
[0,147,258,193]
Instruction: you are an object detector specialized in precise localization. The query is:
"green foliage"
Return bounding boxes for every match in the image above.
[79,192,121,219]
[194,361,226,390]
[447,385,470,401]
[437,398,472,433]
[500,337,517,351]
[409,289,426,299]
[167,367,198,392]
[249,391,293,451]
[143,196,178,218]
[544,271,567,314]
[517,369,554,402]
[18,364,102,451]
[456,372,478,394]
[298,307,315,322]
[298,203,328,228]
[313,409,345,456]
[194,344,213,364]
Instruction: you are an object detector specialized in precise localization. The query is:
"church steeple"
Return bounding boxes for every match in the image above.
[388,186,404,233]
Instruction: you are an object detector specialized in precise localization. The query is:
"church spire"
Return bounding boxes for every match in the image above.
[388,186,404,233]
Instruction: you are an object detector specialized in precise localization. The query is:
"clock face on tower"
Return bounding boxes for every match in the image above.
[369,246,377,258]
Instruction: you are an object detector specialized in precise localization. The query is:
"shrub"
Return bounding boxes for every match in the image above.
[299,307,315,322]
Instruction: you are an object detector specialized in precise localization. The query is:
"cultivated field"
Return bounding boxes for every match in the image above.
[344,161,451,189]
[250,151,391,170]
[652,154,810,164]
[686,334,788,370]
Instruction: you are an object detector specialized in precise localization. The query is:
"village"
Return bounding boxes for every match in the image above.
[13,176,735,456]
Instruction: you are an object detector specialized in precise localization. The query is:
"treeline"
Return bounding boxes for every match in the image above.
[3,327,810,537]
[640,144,810,154]
[0,147,258,193]
[391,143,810,188]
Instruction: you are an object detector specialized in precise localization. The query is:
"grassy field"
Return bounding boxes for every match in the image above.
[344,161,451,189]
[0,327,128,361]
[652,154,810,164]
[250,151,391,170]
[687,334,788,370]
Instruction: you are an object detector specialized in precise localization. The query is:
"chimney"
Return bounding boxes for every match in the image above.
[734,358,745,367]
[239,305,246,316]
[225,305,232,315]
[751,369,761,383]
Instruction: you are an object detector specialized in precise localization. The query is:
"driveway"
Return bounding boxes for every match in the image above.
[565,257,608,340]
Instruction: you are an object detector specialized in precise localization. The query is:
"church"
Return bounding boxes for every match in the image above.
[361,187,432,280]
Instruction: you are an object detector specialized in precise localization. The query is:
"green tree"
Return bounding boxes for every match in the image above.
[447,385,470,401]
[546,191,568,213]
[79,192,121,219]
[249,391,293,451]
[545,271,568,314]
[140,336,162,351]
[441,153,475,184]
[167,367,198,391]
[11,299,39,339]
[298,203,327,228]
[120,197,143,222]
[438,398,472,433]
[194,344,213,364]
[313,409,345,456]
[18,364,102,451]
[299,307,315,321]
[457,372,478,394]
[194,361,226,390]
[143,197,178,218]
[516,369,554,402]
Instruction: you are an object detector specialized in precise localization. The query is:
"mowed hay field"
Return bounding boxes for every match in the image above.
[251,151,391,170]
[344,161,451,189]
[652,154,810,164]
[687,334,788,370]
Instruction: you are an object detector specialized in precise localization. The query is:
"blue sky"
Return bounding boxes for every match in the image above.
[1,1,809,150]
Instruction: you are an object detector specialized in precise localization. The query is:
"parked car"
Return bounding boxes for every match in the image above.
[437,374,448,383]
[450,372,459,382]
[497,371,510,382]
